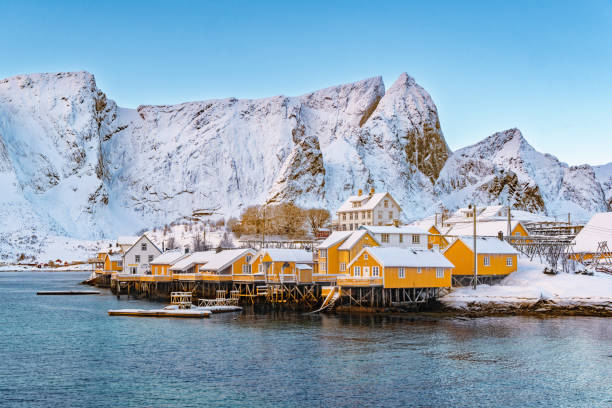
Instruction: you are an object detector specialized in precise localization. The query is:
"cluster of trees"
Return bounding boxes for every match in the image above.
[228,203,330,239]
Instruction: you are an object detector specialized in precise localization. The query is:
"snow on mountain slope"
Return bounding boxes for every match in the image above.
[0,71,449,260]
[435,128,608,221]
[594,162,612,208]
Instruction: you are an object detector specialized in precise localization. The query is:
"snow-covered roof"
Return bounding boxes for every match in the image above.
[407,217,440,233]
[201,249,255,272]
[573,212,612,253]
[261,248,313,263]
[360,225,428,235]
[445,220,524,237]
[338,230,378,250]
[363,247,454,268]
[317,231,353,249]
[336,192,394,212]
[296,263,313,270]
[170,251,216,271]
[117,236,139,246]
[151,250,186,265]
[108,253,123,261]
[448,237,519,255]
[443,205,551,225]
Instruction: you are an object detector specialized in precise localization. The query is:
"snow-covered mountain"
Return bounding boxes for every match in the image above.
[0,71,609,261]
[435,128,608,221]
[0,71,448,260]
[594,163,612,209]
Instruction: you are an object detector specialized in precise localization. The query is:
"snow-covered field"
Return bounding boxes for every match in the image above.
[441,256,612,311]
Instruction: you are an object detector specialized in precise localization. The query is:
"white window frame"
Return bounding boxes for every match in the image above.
[381,234,389,243]
[363,266,370,276]
[483,256,490,266]
[436,268,444,278]
[364,253,368,260]
[135,255,141,263]
[148,255,154,262]
[417,267,422,274]
[372,266,380,277]
[506,257,513,266]
[242,264,252,274]
[320,249,327,258]
[141,243,147,251]
[412,235,420,244]
[246,255,252,263]
[320,262,326,272]
[398,267,404,278]
[354,266,361,276]
[340,263,346,272]
[258,264,263,273]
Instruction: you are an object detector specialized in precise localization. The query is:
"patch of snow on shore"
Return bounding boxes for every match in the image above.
[442,256,612,309]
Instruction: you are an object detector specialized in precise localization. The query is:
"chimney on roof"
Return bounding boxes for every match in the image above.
[393,219,399,227]
[358,189,362,196]
[184,246,190,254]
[369,188,375,196]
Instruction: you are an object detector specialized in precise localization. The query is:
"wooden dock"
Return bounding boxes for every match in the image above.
[37,290,101,295]
[107,309,211,318]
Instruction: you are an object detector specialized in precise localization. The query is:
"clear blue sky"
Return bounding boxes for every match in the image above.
[1,0,611,165]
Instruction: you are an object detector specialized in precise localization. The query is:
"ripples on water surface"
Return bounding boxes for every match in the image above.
[0,272,611,407]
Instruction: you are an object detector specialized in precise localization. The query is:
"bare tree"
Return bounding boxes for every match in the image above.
[166,236,176,250]
[219,230,234,248]
[306,208,331,236]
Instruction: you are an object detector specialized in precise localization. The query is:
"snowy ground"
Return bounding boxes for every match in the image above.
[441,256,612,310]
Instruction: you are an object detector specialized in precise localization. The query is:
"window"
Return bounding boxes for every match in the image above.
[362,211,366,219]
[417,267,422,274]
[506,257,513,266]
[141,243,147,251]
[148,255,153,262]
[436,268,444,278]
[340,263,346,272]
[363,266,370,276]
[384,200,388,208]
[483,256,490,266]
[389,211,393,219]
[398,267,404,278]
[342,224,347,231]
[246,255,252,263]
[117,260,123,267]
[258,264,263,273]
[350,212,354,220]
[515,231,521,236]
[242,264,252,274]
[399,234,403,243]
[368,211,372,219]
[135,255,141,263]
[412,235,420,244]
[342,213,346,220]
[320,262,326,272]
[364,253,369,260]
[130,267,137,274]
[320,249,327,258]
[381,234,389,243]
[378,211,383,219]
[373,266,380,277]
[353,266,361,276]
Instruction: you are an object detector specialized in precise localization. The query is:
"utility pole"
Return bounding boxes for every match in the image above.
[568,212,571,225]
[507,206,512,239]
[261,205,266,249]
[473,204,478,290]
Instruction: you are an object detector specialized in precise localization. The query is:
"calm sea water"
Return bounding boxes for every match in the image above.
[0,271,610,408]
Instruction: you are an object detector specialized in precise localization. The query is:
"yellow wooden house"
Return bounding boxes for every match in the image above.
[338,246,454,289]
[315,230,379,282]
[443,236,519,286]
[445,220,528,241]
[150,249,188,275]
[250,248,314,284]
[199,248,256,282]
[102,253,123,273]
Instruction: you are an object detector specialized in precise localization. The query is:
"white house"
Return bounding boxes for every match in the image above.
[122,235,162,274]
[359,225,429,249]
[335,189,403,231]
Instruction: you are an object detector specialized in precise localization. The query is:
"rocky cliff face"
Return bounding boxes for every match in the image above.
[0,71,450,259]
[435,128,609,220]
[0,71,608,260]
